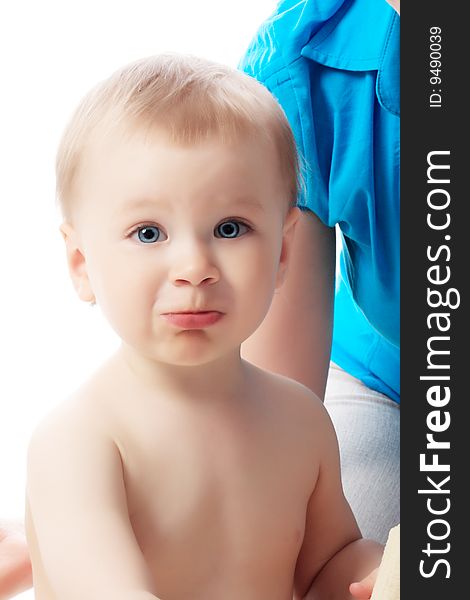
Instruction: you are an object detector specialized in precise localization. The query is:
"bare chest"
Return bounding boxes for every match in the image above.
[120,413,314,599]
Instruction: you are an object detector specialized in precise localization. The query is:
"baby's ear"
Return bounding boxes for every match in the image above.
[275,206,300,289]
[59,223,95,303]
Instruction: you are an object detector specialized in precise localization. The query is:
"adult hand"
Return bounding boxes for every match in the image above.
[0,519,32,599]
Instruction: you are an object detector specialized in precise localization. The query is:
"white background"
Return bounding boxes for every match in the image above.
[0,1,276,596]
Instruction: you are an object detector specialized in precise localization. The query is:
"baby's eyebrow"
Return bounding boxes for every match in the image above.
[227,197,265,213]
[115,195,266,216]
[115,197,170,217]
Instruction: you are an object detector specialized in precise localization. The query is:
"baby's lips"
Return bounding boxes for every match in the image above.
[160,311,224,329]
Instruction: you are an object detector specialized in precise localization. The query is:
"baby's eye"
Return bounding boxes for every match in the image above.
[214,220,250,239]
[132,225,167,244]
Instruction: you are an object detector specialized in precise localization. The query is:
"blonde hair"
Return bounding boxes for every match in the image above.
[56,54,300,219]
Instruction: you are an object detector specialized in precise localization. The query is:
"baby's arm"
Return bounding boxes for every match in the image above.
[0,520,32,599]
[26,404,161,600]
[293,402,383,600]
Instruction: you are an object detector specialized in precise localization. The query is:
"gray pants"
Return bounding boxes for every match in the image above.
[325,363,400,545]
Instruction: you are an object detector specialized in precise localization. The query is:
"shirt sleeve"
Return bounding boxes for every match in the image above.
[239,0,399,229]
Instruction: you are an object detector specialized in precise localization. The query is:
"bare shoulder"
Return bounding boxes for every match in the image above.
[27,359,124,476]
[32,350,131,438]
[28,393,100,457]
[26,366,128,539]
[244,360,334,437]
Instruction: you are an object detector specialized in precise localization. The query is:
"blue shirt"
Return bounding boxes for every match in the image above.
[240,0,400,402]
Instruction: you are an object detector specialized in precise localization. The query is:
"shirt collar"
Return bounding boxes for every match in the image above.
[298,0,400,115]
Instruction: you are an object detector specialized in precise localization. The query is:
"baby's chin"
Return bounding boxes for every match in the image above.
[148,333,241,368]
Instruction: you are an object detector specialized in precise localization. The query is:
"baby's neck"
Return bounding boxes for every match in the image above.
[115,344,250,408]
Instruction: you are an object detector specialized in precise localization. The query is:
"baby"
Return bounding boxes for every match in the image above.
[26,54,382,600]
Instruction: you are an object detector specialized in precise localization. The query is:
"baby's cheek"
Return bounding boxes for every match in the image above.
[239,256,279,318]
[96,276,145,338]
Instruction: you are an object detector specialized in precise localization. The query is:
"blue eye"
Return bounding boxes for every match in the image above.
[215,220,249,239]
[134,225,166,244]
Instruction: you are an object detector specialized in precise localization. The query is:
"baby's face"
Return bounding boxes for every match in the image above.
[67,128,297,366]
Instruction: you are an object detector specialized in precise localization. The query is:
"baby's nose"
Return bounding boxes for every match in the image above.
[169,243,220,287]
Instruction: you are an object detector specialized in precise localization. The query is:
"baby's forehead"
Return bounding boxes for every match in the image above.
[84,121,282,179]
[75,124,289,218]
